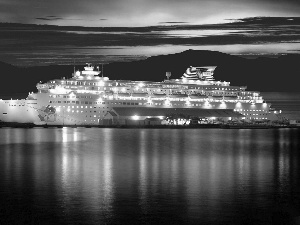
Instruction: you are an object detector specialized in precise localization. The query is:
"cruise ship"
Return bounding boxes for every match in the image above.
[0,64,282,126]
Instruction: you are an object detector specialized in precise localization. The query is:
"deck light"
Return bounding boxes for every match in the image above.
[132,115,139,120]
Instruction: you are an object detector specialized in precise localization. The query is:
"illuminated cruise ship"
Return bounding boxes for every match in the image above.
[0,64,281,126]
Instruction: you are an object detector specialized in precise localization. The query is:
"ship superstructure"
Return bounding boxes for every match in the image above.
[0,64,281,125]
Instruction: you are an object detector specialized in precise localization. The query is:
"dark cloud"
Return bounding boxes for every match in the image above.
[159,22,189,24]
[230,17,300,26]
[36,16,108,22]
[36,16,63,21]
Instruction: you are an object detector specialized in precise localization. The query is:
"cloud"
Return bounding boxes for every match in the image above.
[35,16,108,22]
[2,16,299,46]
[230,16,300,26]
[159,22,189,24]
[36,16,63,21]
[1,16,299,65]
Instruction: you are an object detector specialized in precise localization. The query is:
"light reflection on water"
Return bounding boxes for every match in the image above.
[0,128,299,224]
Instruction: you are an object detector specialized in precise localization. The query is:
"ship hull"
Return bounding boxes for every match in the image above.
[0,97,279,126]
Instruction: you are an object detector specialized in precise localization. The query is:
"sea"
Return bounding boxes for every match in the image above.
[0,127,300,225]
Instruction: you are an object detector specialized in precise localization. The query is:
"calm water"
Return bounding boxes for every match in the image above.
[0,128,300,225]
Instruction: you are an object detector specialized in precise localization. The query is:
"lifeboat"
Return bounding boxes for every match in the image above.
[152,93,166,96]
[211,96,223,100]
[118,93,131,97]
[151,93,166,99]
[189,94,207,99]
[224,96,238,100]
[132,92,148,97]
[168,94,188,99]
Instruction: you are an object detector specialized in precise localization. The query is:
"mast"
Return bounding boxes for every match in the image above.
[166,72,171,80]
[73,59,76,76]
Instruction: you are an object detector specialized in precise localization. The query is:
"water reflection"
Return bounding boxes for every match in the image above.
[138,130,147,212]
[0,128,299,224]
[102,129,114,218]
[59,128,115,223]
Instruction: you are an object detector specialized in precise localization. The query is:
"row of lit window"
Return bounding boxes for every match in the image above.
[162,85,182,89]
[50,95,93,99]
[55,80,113,87]
[50,80,244,92]
[243,113,267,116]
[66,110,106,115]
[57,105,110,109]
[51,91,251,100]
[50,101,93,104]
[55,101,218,107]
[50,84,243,94]
[49,99,259,106]
[240,92,259,95]
[235,109,266,112]
[239,96,262,99]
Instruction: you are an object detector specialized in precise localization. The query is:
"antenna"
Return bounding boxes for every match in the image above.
[73,59,76,75]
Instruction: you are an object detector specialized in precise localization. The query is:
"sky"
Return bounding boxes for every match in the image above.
[1,0,300,27]
[0,17,300,66]
[0,0,300,66]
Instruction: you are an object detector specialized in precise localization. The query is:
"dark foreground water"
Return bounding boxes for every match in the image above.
[0,128,300,225]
